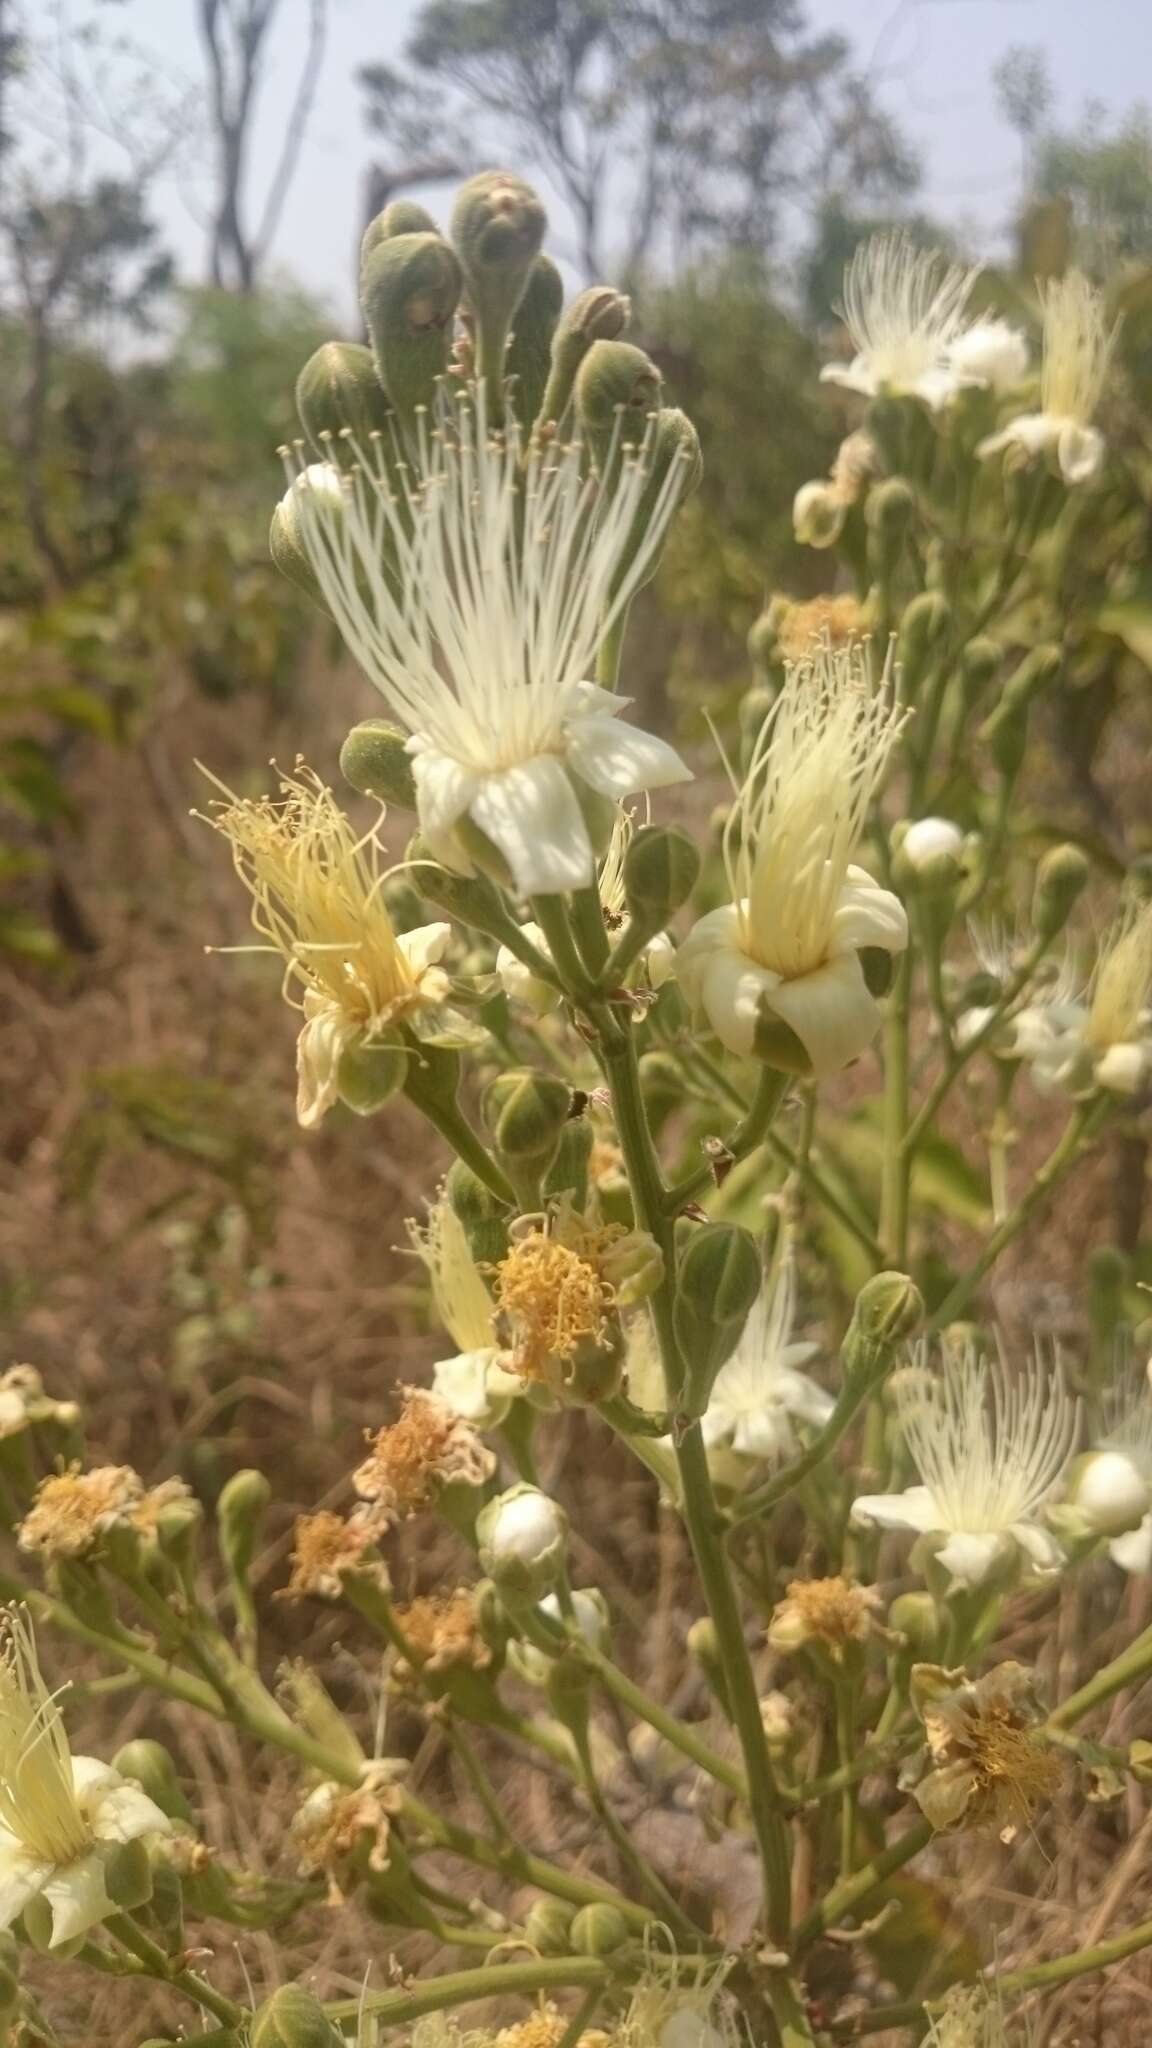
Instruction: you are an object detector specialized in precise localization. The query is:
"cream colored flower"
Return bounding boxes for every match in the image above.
[768,1575,880,1661]
[283,1508,389,1601]
[201,762,477,1128]
[946,320,1029,392]
[292,1761,407,1905]
[821,233,980,408]
[0,1367,77,1441]
[978,271,1115,484]
[851,1344,1077,1588]
[406,1194,520,1427]
[677,642,907,1076]
[0,1610,169,1946]
[496,808,674,1006]
[282,388,693,898]
[18,1465,191,1563]
[698,1253,830,1465]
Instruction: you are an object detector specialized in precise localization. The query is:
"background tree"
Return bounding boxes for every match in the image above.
[196,0,328,292]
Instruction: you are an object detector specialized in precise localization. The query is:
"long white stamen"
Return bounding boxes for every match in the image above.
[900,1344,1077,1534]
[837,233,980,390]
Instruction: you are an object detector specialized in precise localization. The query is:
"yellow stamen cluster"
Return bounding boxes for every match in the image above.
[916,1662,1063,1839]
[1087,901,1152,1050]
[393,1589,491,1678]
[495,1234,608,1383]
[202,761,433,1028]
[769,1575,880,1660]
[283,1509,387,1601]
[352,1389,495,1523]
[19,1464,144,1560]
[495,2015,570,2048]
[0,1609,90,1866]
[775,594,863,663]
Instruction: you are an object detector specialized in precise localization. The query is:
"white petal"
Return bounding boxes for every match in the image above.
[43,1850,114,1947]
[675,905,743,1009]
[1110,1512,1152,1574]
[469,759,595,897]
[936,1529,1012,1588]
[396,922,451,979]
[775,1368,835,1428]
[1010,1522,1064,1575]
[760,949,883,1077]
[913,366,964,411]
[729,1408,797,1462]
[567,681,628,717]
[1058,421,1104,484]
[91,1783,171,1846]
[0,1836,50,1931]
[296,1006,354,1129]
[831,877,909,957]
[565,714,692,802]
[699,948,781,1059]
[70,1756,121,1805]
[409,746,480,838]
[819,358,877,396]
[851,1485,940,1533]
[977,413,1060,461]
[432,1349,510,1426]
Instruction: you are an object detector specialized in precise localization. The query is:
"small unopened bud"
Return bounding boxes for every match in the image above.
[1096,1043,1152,1097]
[361,232,463,434]
[446,1157,511,1266]
[523,1897,577,1954]
[792,480,844,548]
[483,1070,570,1191]
[675,1223,761,1419]
[217,1468,270,1583]
[865,476,915,576]
[251,1986,341,2048]
[1064,1450,1152,1538]
[892,816,967,894]
[452,172,547,387]
[623,824,700,930]
[961,636,1001,704]
[887,1591,942,1658]
[686,1616,730,1714]
[103,1836,155,1911]
[270,466,343,607]
[505,252,565,428]
[1033,843,1090,940]
[747,606,786,677]
[895,591,950,698]
[362,200,439,261]
[841,1272,923,1384]
[540,287,631,424]
[113,1739,193,1823]
[340,721,417,809]
[1129,1739,1152,1784]
[570,1903,629,1955]
[478,1484,568,1594]
[542,1116,594,1207]
[576,339,661,452]
[981,643,1062,776]
[759,1689,796,1755]
[496,922,561,1019]
[296,341,391,462]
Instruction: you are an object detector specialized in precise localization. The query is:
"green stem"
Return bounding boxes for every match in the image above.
[1048,1619,1152,1730]
[403,1072,516,1206]
[664,1066,791,1213]
[556,1984,604,2048]
[835,1681,856,1881]
[107,1914,243,2028]
[532,891,598,1001]
[579,1641,748,1798]
[793,1818,932,1951]
[728,1376,874,1528]
[901,932,1051,1160]
[336,1958,613,2025]
[880,948,912,1266]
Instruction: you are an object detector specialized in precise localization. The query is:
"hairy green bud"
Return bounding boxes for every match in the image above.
[452,171,547,397]
[895,590,950,698]
[686,1615,732,1715]
[445,1157,511,1264]
[113,1739,193,1823]
[361,231,463,433]
[340,720,417,809]
[251,1986,341,2048]
[362,199,440,265]
[542,1116,594,1208]
[217,1468,270,1582]
[295,341,391,464]
[841,1271,923,1384]
[570,1903,630,1956]
[1032,842,1090,939]
[865,476,915,579]
[675,1223,761,1419]
[523,1897,576,1955]
[980,644,1062,778]
[960,635,1001,706]
[622,824,700,931]
[505,252,565,428]
[269,497,329,609]
[575,339,661,454]
[483,1070,570,1191]
[887,1590,942,1658]
[539,285,630,425]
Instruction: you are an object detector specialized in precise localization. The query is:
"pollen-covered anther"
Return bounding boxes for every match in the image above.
[775,594,863,662]
[393,1588,491,1678]
[768,1575,881,1660]
[495,1233,609,1383]
[282,1508,389,1600]
[352,1389,496,1524]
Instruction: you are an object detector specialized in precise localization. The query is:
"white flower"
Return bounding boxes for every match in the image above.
[820,233,980,409]
[497,808,675,1003]
[1083,1355,1152,1565]
[946,319,1030,392]
[0,1610,169,1947]
[478,1485,568,1592]
[677,642,908,1077]
[901,817,965,869]
[851,1345,1077,1588]
[495,921,562,1017]
[406,1196,519,1428]
[978,271,1115,484]
[699,1254,831,1466]
[283,389,694,897]
[511,1588,610,1685]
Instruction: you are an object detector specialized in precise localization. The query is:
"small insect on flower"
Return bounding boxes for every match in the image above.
[851,1342,1078,1589]
[0,1608,170,1946]
[352,1388,496,1526]
[909,1661,1063,1841]
[677,641,908,1077]
[406,1191,522,1426]
[279,385,695,899]
[978,270,1116,484]
[199,761,479,1129]
[820,233,981,409]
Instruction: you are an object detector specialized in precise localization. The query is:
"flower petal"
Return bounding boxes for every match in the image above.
[851,1485,940,1533]
[675,905,743,1008]
[1110,1512,1152,1574]
[699,947,781,1059]
[775,1368,836,1428]
[728,1408,797,1462]
[0,1835,50,1932]
[912,366,963,411]
[759,948,883,1078]
[819,358,877,397]
[1011,1521,1064,1575]
[90,1782,171,1846]
[936,1529,1013,1588]
[296,1005,355,1129]
[408,746,480,838]
[469,759,595,897]
[396,922,451,979]
[43,1850,114,1947]
[565,714,692,801]
[432,1349,511,1427]
[1057,421,1104,484]
[832,874,909,956]
[977,413,1060,461]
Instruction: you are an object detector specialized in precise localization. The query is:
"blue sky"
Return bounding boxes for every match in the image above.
[111,0,1152,319]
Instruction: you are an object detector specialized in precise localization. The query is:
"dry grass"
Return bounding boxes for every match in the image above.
[2,659,1152,2042]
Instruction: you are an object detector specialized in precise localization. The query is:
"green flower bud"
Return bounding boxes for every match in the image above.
[616,407,701,596]
[405,834,522,947]
[622,823,700,931]
[1032,842,1090,940]
[891,816,967,895]
[570,1903,629,1956]
[674,1223,761,1420]
[296,341,391,465]
[895,591,950,699]
[686,1615,731,1715]
[561,1320,627,1406]
[523,1897,576,1954]
[102,1836,154,1912]
[0,1962,17,2017]
[251,1986,341,2048]
[269,498,328,609]
[980,644,1062,776]
[540,286,631,425]
[217,1467,270,1583]
[337,1036,409,1116]
[960,635,1001,707]
[112,1739,192,1823]
[575,340,662,454]
[478,1484,568,1595]
[361,232,463,435]
[483,1070,570,1189]
[1129,1739,1152,1784]
[542,1117,594,1208]
[446,1157,511,1264]
[340,720,417,808]
[505,253,565,429]
[365,201,441,258]
[841,1271,922,1384]
[887,1591,943,1658]
[452,171,547,394]
[792,480,844,548]
[865,477,915,578]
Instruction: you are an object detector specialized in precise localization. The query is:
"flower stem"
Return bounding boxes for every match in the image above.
[1047,1618,1152,1730]
[402,1070,517,1206]
[880,948,913,1266]
[793,1817,932,1951]
[664,1065,791,1213]
[107,1914,244,2028]
[334,1958,612,2025]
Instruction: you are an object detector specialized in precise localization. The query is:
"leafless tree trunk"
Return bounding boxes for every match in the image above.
[197,0,327,292]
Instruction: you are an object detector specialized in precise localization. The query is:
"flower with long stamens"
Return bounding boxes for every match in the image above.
[280,387,694,898]
[978,271,1115,484]
[820,234,981,409]
[0,1609,170,1946]
[1075,1353,1152,1571]
[698,1252,831,1467]
[677,643,908,1076]
[406,1193,521,1426]
[202,762,477,1128]
[851,1344,1077,1588]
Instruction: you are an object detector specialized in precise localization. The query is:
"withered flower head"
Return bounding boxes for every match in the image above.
[768,1575,881,1661]
[393,1588,491,1680]
[292,1761,407,1904]
[910,1661,1063,1840]
[283,1508,389,1601]
[352,1389,495,1525]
